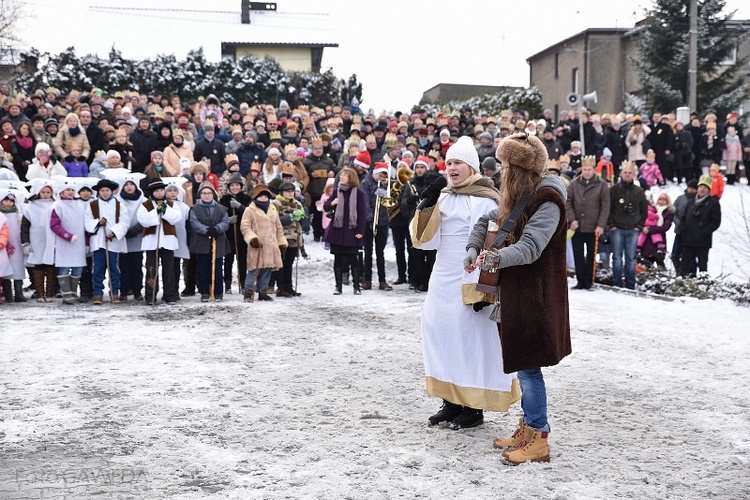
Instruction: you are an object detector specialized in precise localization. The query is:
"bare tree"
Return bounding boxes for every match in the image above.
[0,0,26,64]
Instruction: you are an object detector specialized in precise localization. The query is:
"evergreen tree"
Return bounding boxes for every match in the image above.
[633,0,749,116]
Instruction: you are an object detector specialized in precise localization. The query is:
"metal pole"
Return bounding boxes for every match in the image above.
[687,0,698,112]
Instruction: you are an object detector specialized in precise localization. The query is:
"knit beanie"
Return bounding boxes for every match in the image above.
[445,136,480,172]
[481,156,498,173]
[496,132,548,174]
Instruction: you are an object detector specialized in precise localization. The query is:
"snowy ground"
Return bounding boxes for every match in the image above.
[1,183,749,499]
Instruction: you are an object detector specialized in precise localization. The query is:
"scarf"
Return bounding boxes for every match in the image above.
[254,199,270,213]
[655,204,667,226]
[68,126,81,137]
[695,194,708,206]
[16,136,33,149]
[444,173,502,205]
[119,185,142,200]
[333,182,358,229]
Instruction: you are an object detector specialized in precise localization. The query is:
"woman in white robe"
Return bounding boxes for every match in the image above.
[411,137,519,429]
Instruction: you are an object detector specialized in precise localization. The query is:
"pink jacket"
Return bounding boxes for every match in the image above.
[639,161,664,187]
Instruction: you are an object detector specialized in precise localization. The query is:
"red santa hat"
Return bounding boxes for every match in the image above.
[353,150,371,170]
[415,155,431,169]
[372,162,389,176]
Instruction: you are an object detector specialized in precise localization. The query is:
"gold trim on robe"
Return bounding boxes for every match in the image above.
[426,376,521,412]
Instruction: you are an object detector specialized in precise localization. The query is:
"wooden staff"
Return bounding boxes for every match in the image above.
[210,236,217,300]
[592,233,600,285]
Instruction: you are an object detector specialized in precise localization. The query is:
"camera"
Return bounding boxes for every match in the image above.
[623,202,635,215]
[630,139,637,146]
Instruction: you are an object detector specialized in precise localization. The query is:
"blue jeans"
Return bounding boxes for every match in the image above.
[611,227,639,289]
[243,268,272,294]
[92,248,121,296]
[517,368,549,433]
[56,266,83,277]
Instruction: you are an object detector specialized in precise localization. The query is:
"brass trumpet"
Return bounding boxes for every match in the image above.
[387,166,415,221]
[374,169,396,235]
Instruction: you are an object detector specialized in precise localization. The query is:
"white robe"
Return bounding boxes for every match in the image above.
[24,199,55,266]
[117,194,146,253]
[84,198,131,254]
[137,201,183,251]
[413,192,518,411]
[47,199,87,268]
[172,200,191,259]
[0,208,25,279]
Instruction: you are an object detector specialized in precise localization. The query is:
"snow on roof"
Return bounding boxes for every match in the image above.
[76,6,338,62]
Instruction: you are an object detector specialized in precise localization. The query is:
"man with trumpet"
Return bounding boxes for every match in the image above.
[360,161,393,291]
[387,158,415,286]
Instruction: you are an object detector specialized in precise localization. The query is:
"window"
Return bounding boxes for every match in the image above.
[572,67,579,94]
[555,52,559,79]
[221,45,236,62]
[721,46,737,65]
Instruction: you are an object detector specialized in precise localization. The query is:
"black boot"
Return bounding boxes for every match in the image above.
[727,174,736,185]
[351,259,361,295]
[449,407,484,430]
[428,400,463,426]
[333,265,343,295]
[2,280,13,303]
[14,280,28,302]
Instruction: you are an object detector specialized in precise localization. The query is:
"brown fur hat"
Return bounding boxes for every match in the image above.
[496,132,548,174]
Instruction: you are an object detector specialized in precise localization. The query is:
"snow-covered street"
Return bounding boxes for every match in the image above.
[2,185,750,499]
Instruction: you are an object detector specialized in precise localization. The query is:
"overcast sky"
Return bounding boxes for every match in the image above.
[16,0,750,112]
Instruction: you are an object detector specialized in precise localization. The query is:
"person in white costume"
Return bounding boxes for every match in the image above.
[84,178,131,304]
[411,136,520,430]
[48,178,88,304]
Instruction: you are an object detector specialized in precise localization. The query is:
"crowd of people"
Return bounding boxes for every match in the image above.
[0,82,744,464]
[0,85,741,303]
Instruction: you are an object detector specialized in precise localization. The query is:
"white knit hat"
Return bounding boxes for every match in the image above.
[445,136,480,172]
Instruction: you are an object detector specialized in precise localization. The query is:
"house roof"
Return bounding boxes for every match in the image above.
[76,6,338,61]
[526,28,630,63]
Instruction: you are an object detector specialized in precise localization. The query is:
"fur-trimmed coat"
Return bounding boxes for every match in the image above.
[240,202,288,271]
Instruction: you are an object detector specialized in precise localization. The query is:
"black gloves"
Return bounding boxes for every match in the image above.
[207,226,220,238]
[250,238,261,248]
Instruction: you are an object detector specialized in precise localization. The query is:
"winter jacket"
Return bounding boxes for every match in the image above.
[219,192,252,250]
[604,129,627,168]
[303,153,336,197]
[710,174,725,200]
[129,128,158,173]
[188,200,230,256]
[272,195,306,249]
[626,125,651,162]
[240,202,287,271]
[723,135,743,162]
[565,174,610,233]
[107,142,136,170]
[672,190,695,235]
[236,142,266,177]
[85,125,106,165]
[26,159,68,180]
[62,157,89,177]
[193,137,226,175]
[54,127,91,160]
[638,161,664,187]
[322,186,367,248]
[360,173,389,226]
[641,208,674,261]
[542,138,562,160]
[163,143,194,177]
[467,175,571,373]
[681,195,721,249]
[607,180,648,230]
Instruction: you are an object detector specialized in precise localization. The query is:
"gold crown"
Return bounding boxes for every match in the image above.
[311,137,324,147]
[547,159,560,170]
[582,155,597,168]
[365,134,376,143]
[384,133,398,148]
[499,118,512,129]
[500,109,512,118]
[405,137,418,146]
[269,130,282,140]
[620,160,635,172]
[284,144,297,153]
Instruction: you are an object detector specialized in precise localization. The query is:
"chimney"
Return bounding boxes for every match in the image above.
[241,2,277,24]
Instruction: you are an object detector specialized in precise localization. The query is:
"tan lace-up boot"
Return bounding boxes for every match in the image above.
[493,418,531,449]
[503,430,550,465]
